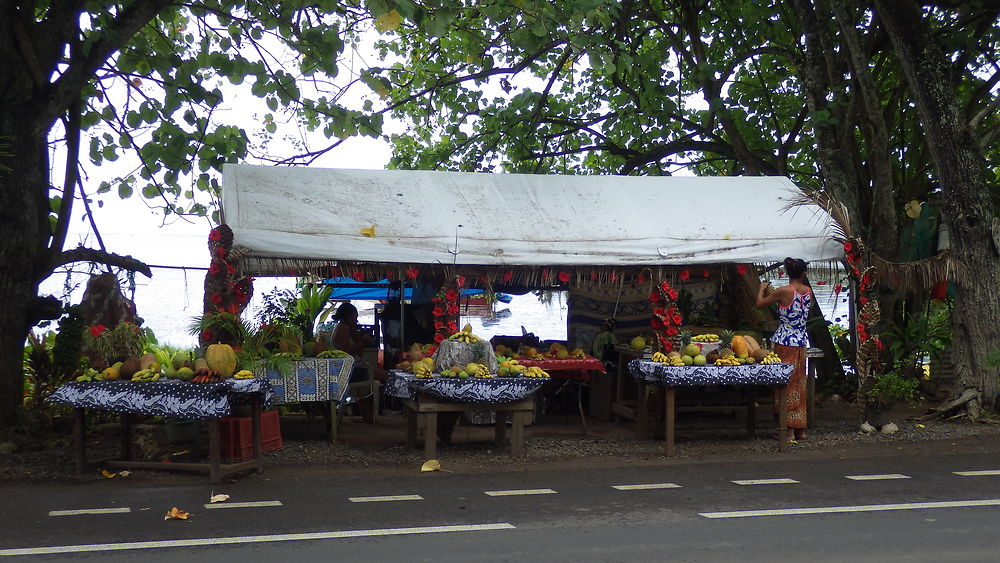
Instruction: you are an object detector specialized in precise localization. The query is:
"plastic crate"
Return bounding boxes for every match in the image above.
[219,410,283,461]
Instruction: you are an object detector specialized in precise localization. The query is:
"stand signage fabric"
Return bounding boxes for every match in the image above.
[48,379,272,420]
[628,359,792,386]
[256,358,354,404]
[387,371,545,403]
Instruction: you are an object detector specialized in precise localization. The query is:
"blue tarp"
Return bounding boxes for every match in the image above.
[320,278,511,303]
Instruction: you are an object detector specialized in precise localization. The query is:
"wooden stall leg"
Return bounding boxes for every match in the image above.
[423,412,437,460]
[576,371,587,436]
[510,411,524,456]
[637,381,649,434]
[251,397,263,473]
[329,400,338,444]
[663,388,676,457]
[746,388,757,437]
[614,356,624,423]
[777,385,788,453]
[494,411,506,448]
[208,419,222,483]
[74,408,87,477]
[405,405,417,449]
[120,413,133,461]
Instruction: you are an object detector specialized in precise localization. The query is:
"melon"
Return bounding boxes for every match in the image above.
[630,336,647,351]
[206,342,237,378]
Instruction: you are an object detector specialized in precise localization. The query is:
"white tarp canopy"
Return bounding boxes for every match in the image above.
[222,164,841,273]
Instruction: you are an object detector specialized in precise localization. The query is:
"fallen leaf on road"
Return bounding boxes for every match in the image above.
[101,469,117,479]
[164,507,189,520]
[118,470,131,477]
[209,493,230,503]
[420,459,450,472]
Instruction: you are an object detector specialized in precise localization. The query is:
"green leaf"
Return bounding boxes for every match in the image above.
[118,182,133,199]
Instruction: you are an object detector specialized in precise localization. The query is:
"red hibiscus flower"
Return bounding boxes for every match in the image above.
[649,291,661,303]
[209,229,222,241]
[432,307,444,317]
[662,340,673,353]
[702,268,710,278]
[434,321,444,330]
[815,281,827,285]
[447,321,458,333]
[227,264,236,275]
[445,290,460,302]
[352,271,364,281]
[456,275,466,287]
[210,293,223,305]
[666,326,678,336]
[209,263,221,275]
[591,271,598,281]
[672,314,683,325]
[542,269,550,280]
[434,333,446,343]
[860,297,868,306]
[653,307,666,318]
[406,267,420,279]
[432,296,442,303]
[736,264,748,275]
[667,289,678,301]
[425,345,437,356]
[660,281,672,293]
[504,271,513,282]
[651,318,662,329]
[89,325,107,338]
[833,283,844,293]
[843,241,853,253]
[558,271,571,283]
[874,338,884,351]
[447,303,459,315]
[679,269,690,281]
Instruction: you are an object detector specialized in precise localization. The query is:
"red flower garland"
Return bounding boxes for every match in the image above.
[431,279,462,345]
[649,279,682,352]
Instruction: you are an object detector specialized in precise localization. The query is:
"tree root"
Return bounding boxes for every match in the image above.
[919,388,980,421]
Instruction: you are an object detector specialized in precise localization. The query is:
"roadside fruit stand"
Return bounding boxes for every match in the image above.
[218,165,843,454]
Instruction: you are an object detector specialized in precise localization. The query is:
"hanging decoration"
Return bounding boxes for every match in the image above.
[201,225,254,346]
[430,278,461,344]
[649,278,682,353]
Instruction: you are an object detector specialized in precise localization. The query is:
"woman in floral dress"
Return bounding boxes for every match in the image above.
[756,257,813,441]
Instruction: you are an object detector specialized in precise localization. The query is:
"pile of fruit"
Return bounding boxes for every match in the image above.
[448,324,483,343]
[316,349,350,359]
[760,351,783,364]
[648,330,785,368]
[691,333,720,343]
[435,362,494,379]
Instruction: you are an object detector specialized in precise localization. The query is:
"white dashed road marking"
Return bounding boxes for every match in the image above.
[348,495,423,503]
[484,489,557,497]
[204,501,284,509]
[48,508,131,517]
[845,474,910,481]
[0,523,516,557]
[954,470,1000,477]
[731,478,799,486]
[700,499,1000,519]
[612,483,682,491]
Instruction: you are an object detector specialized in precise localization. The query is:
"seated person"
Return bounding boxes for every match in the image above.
[591,319,619,363]
[332,302,385,384]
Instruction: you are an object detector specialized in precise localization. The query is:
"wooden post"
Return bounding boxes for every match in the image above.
[664,387,676,457]
[423,411,437,459]
[250,396,263,473]
[329,399,338,443]
[777,385,788,452]
[119,413,133,461]
[74,408,87,477]
[404,404,417,449]
[208,419,221,483]
[494,411,506,448]
[510,411,524,456]
[746,387,757,437]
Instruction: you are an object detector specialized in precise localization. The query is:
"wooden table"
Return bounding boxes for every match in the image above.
[517,355,606,435]
[627,360,793,456]
[49,379,271,483]
[403,394,535,458]
[258,357,355,443]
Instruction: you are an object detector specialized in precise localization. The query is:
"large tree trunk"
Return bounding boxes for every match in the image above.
[875,0,1000,417]
[0,112,53,426]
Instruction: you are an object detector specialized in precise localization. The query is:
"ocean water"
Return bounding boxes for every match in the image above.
[38,261,848,350]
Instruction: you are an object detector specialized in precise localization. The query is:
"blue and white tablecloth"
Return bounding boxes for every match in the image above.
[256,358,355,404]
[47,378,273,420]
[628,359,792,387]
[387,370,545,404]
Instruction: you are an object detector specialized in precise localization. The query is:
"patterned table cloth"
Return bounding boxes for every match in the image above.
[387,370,546,404]
[256,358,355,404]
[516,356,607,378]
[48,378,273,420]
[628,359,792,387]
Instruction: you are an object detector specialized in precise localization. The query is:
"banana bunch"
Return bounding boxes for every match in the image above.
[760,352,783,364]
[131,369,161,382]
[692,334,720,342]
[523,366,550,378]
[714,356,741,366]
[233,370,256,380]
[75,368,103,382]
[272,352,304,360]
[448,324,482,343]
[651,352,670,363]
[317,349,350,359]
[528,353,546,361]
[462,362,490,378]
[571,348,587,359]
[412,359,435,378]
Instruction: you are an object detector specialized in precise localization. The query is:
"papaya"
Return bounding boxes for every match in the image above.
[139,353,158,371]
[742,335,761,353]
[751,349,767,362]
[205,342,237,378]
[731,335,749,359]
[118,357,141,380]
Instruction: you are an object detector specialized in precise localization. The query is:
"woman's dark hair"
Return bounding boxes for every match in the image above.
[333,302,358,322]
[783,257,808,280]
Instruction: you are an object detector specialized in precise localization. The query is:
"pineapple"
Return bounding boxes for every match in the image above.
[719,330,735,358]
[679,329,700,357]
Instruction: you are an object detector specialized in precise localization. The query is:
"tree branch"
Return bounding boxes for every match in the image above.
[50,246,152,278]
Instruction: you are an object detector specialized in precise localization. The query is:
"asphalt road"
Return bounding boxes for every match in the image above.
[3,450,1000,562]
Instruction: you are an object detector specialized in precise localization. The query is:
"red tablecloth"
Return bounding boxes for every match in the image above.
[516,356,606,380]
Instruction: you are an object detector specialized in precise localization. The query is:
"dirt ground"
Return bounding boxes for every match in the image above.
[4,393,1000,485]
